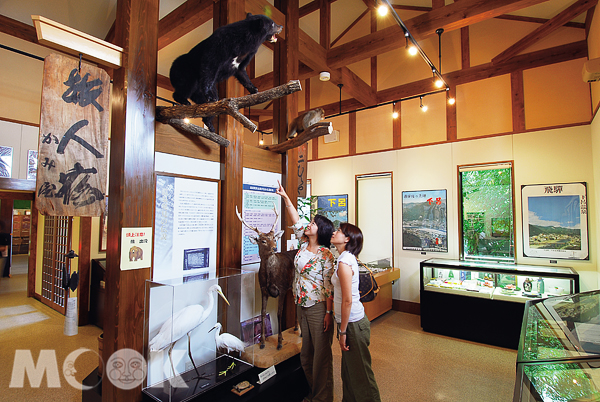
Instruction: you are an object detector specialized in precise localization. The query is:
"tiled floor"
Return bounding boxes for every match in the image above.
[0,267,517,401]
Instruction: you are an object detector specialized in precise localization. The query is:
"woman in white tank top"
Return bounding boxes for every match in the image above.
[331,223,381,402]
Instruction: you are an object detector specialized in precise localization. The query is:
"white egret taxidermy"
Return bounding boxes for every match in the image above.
[148,284,230,378]
[209,322,245,354]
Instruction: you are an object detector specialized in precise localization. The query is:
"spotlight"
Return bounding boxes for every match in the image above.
[319,71,331,81]
[408,44,418,56]
[420,96,428,112]
[392,102,399,119]
[377,4,388,16]
[435,78,444,88]
[183,118,190,124]
[446,88,455,105]
[259,133,264,145]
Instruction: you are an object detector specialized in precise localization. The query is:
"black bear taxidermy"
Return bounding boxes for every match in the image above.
[287,108,325,139]
[169,13,283,132]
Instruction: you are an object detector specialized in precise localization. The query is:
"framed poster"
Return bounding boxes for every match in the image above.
[153,174,219,280]
[402,189,447,252]
[316,194,348,228]
[522,182,588,260]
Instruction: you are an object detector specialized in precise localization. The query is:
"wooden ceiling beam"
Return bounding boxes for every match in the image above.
[158,0,215,50]
[330,8,369,47]
[495,13,585,29]
[327,0,552,69]
[301,1,321,17]
[299,30,376,106]
[492,0,597,65]
[585,5,595,37]
[258,40,585,133]
[454,40,588,85]
[339,66,378,105]
[0,14,38,43]
[157,73,174,92]
[376,40,587,104]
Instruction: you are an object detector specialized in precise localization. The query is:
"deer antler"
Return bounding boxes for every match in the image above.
[235,206,260,233]
[270,202,280,233]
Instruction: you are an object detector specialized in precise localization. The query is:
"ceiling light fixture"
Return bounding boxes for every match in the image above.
[392,102,399,119]
[377,4,388,16]
[420,96,428,112]
[320,71,331,81]
[259,132,264,146]
[379,0,448,91]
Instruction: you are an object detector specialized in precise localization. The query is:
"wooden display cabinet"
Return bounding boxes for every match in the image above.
[363,267,400,321]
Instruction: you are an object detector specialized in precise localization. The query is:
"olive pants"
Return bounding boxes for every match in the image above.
[340,315,381,402]
[298,302,334,402]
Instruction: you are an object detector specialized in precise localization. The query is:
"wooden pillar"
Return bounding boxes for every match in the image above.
[103,0,158,400]
[274,0,299,220]
[393,102,401,149]
[215,0,244,271]
[511,71,526,132]
[275,0,299,330]
[349,112,357,155]
[214,0,245,337]
[77,217,91,325]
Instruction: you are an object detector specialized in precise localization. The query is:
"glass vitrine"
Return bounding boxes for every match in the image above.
[421,258,579,302]
[514,290,600,401]
[143,268,255,402]
[420,259,579,349]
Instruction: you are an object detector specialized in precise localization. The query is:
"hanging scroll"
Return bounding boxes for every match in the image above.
[36,53,110,216]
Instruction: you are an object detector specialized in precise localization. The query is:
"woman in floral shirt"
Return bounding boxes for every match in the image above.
[277,182,335,402]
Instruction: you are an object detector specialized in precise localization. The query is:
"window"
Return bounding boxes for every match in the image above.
[458,163,514,262]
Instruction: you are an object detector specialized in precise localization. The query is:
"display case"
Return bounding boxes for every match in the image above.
[514,290,600,401]
[143,268,255,402]
[420,258,579,349]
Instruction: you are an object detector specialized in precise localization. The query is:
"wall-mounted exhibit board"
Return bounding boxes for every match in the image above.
[153,174,219,282]
[241,168,282,266]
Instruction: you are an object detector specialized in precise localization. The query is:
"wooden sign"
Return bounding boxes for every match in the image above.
[36,53,110,216]
[297,142,308,198]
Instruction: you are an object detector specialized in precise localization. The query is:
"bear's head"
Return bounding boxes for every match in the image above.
[246,13,283,43]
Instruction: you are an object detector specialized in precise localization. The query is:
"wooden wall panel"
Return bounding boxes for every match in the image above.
[155,121,220,162]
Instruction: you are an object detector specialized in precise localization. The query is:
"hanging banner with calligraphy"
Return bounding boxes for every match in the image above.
[36,53,109,216]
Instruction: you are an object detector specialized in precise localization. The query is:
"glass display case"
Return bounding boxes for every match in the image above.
[514,290,600,402]
[143,268,255,402]
[420,259,579,349]
[422,258,579,302]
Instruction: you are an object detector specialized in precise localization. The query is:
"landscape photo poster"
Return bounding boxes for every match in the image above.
[402,190,447,252]
[522,182,588,260]
[316,194,348,228]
